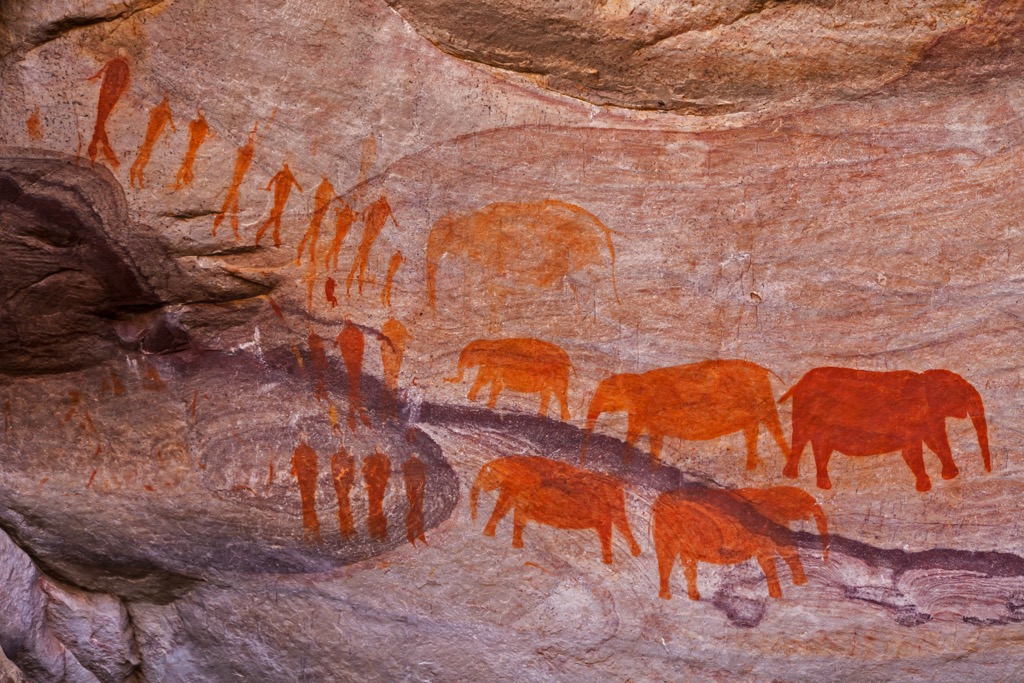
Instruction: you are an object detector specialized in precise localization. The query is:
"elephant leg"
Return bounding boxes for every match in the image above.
[487,379,504,409]
[743,423,761,471]
[756,554,783,598]
[684,560,701,601]
[624,419,642,463]
[511,505,526,548]
[811,441,833,490]
[537,390,551,418]
[901,442,932,492]
[649,433,665,466]
[557,382,570,421]
[783,430,808,479]
[467,373,487,402]
[483,489,514,537]
[615,509,642,557]
[597,520,613,564]
[923,427,959,481]
[778,546,807,585]
[657,542,675,600]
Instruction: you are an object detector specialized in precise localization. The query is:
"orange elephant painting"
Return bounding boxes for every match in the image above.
[583,359,788,466]
[470,455,641,564]
[425,199,618,311]
[652,490,807,601]
[446,338,574,419]
[780,367,991,492]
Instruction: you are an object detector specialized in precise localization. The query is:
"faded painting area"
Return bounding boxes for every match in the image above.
[1,0,1024,681]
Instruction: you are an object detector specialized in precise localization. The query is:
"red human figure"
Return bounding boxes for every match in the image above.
[290,437,322,542]
[174,108,212,189]
[403,453,428,546]
[87,57,130,168]
[330,447,357,540]
[380,319,410,416]
[325,278,339,308]
[325,202,356,270]
[212,122,258,240]
[129,94,176,189]
[308,328,329,403]
[297,178,338,265]
[346,195,398,296]
[381,250,404,308]
[254,162,303,247]
[363,450,391,541]
[336,322,370,430]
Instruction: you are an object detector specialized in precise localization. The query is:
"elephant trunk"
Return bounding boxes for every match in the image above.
[444,350,470,384]
[425,216,456,312]
[811,504,829,563]
[581,394,606,465]
[971,410,991,473]
[469,465,488,521]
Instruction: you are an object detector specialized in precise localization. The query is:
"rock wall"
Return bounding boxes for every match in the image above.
[1,0,1024,680]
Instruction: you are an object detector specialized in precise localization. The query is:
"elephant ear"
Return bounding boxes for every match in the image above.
[922,369,978,419]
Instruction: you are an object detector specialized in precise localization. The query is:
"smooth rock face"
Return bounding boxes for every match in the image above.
[1,0,1024,681]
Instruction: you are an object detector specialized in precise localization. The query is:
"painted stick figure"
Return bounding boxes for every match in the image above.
[325,278,339,308]
[129,95,176,189]
[403,453,428,546]
[363,449,391,541]
[254,162,303,247]
[346,195,398,296]
[325,202,356,271]
[381,250,404,309]
[330,447,357,540]
[297,178,338,265]
[87,57,130,168]
[337,321,370,430]
[291,437,322,542]
[174,109,212,189]
[212,122,258,240]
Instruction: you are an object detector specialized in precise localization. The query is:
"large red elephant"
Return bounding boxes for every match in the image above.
[779,367,991,492]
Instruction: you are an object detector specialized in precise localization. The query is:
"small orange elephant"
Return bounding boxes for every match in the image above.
[583,359,788,466]
[447,338,574,420]
[731,486,829,562]
[652,490,807,601]
[470,455,642,564]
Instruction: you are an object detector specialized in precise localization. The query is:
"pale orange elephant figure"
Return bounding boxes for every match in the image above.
[470,455,641,564]
[129,94,176,189]
[582,359,788,466]
[732,486,829,562]
[446,338,573,420]
[425,199,618,311]
[652,490,807,601]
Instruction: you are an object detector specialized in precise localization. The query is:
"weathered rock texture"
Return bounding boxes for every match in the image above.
[1,0,1024,680]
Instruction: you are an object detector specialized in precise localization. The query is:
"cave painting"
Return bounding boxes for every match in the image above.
[325,278,339,308]
[780,367,991,492]
[381,250,404,308]
[337,322,370,430]
[403,453,428,546]
[330,447,357,540]
[364,450,392,540]
[129,94,176,189]
[174,109,212,189]
[291,437,322,542]
[347,195,398,296]
[212,122,258,239]
[381,319,411,414]
[87,56,131,168]
[425,199,617,311]
[446,338,573,419]
[297,178,337,265]
[583,359,787,466]
[325,202,356,270]
[652,490,807,601]
[26,107,44,140]
[732,486,829,562]
[470,456,641,564]
[255,162,303,247]
[308,328,330,403]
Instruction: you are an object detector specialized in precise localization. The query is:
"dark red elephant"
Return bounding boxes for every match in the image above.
[780,367,991,492]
